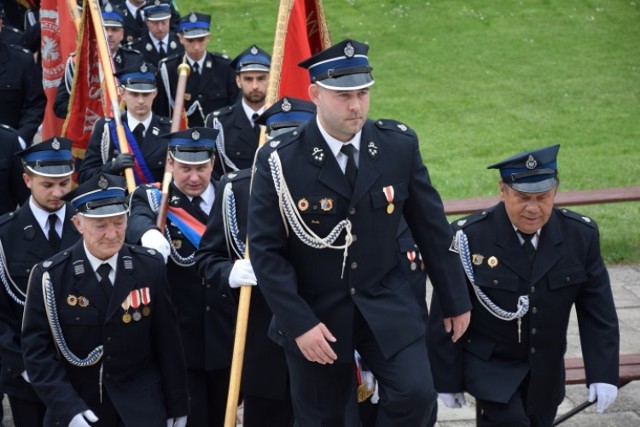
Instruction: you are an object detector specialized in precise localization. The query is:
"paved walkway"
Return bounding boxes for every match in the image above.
[2,265,638,426]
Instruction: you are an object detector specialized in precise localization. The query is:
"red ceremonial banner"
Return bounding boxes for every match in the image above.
[40,0,78,139]
[278,0,331,100]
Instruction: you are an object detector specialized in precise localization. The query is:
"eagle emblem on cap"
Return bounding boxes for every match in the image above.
[52,138,60,150]
[526,155,537,170]
[154,0,161,5]
[344,42,355,58]
[140,63,148,73]
[98,175,109,189]
[282,98,292,112]
[189,12,197,22]
[250,45,258,55]
[105,3,113,12]
[192,130,200,140]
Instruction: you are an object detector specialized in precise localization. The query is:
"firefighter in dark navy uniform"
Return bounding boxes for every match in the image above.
[22,173,189,427]
[0,124,29,215]
[196,97,316,427]
[79,61,171,185]
[54,2,145,119]
[126,128,236,427]
[0,137,81,426]
[428,145,620,426]
[0,4,46,146]
[247,40,471,426]
[155,12,238,128]
[204,44,271,179]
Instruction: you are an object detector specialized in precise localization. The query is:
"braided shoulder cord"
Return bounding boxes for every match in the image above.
[0,240,26,306]
[42,271,103,367]
[64,56,75,92]
[213,117,239,174]
[222,183,245,259]
[100,123,110,165]
[456,230,529,321]
[268,151,353,278]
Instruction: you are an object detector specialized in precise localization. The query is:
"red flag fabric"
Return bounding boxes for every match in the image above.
[62,2,109,163]
[40,0,78,139]
[277,0,331,100]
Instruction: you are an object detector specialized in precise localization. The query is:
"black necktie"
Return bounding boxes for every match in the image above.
[191,196,208,222]
[158,40,166,59]
[340,144,358,190]
[48,214,60,252]
[133,123,145,146]
[191,62,201,86]
[252,112,260,138]
[97,263,113,299]
[135,9,144,26]
[518,231,537,264]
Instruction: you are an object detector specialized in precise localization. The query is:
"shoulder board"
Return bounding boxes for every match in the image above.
[557,207,597,229]
[221,168,252,184]
[374,119,417,137]
[213,105,235,118]
[209,51,231,61]
[4,26,22,35]
[0,211,17,227]
[0,123,17,133]
[452,210,488,230]
[160,53,181,65]
[120,45,142,55]
[156,115,171,125]
[129,244,164,259]
[39,251,71,271]
[126,36,144,46]
[9,44,31,55]
[259,129,300,155]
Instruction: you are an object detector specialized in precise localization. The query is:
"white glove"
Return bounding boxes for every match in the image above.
[438,392,467,408]
[588,382,618,413]
[20,370,30,383]
[141,229,171,263]
[166,416,188,427]
[229,259,257,288]
[69,410,98,427]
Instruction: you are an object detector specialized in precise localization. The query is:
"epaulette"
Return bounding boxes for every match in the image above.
[129,244,164,260]
[259,129,300,155]
[39,250,71,271]
[159,53,181,65]
[211,105,235,118]
[4,25,22,35]
[558,207,597,229]
[210,51,231,61]
[156,116,171,125]
[0,123,17,133]
[126,36,144,47]
[221,168,252,184]
[9,44,31,56]
[452,210,489,230]
[0,211,17,227]
[374,119,417,138]
[120,45,142,55]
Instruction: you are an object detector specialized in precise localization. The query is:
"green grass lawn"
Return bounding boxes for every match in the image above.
[176,0,640,264]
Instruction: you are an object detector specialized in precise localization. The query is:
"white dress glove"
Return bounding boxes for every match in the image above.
[588,382,618,413]
[166,416,188,427]
[438,392,467,408]
[229,259,257,288]
[69,410,98,427]
[141,229,171,263]
[20,370,30,383]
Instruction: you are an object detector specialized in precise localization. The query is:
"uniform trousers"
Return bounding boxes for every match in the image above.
[286,308,436,427]
[187,367,231,427]
[242,393,294,427]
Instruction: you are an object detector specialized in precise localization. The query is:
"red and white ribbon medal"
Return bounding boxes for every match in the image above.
[140,287,151,317]
[129,289,142,321]
[407,250,417,271]
[382,186,395,214]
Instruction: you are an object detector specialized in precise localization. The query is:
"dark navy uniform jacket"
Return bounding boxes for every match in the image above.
[428,203,620,414]
[78,114,171,184]
[156,52,238,128]
[128,32,183,68]
[195,169,290,400]
[0,124,29,215]
[205,101,260,179]
[22,241,189,427]
[248,118,471,362]
[127,181,236,371]
[0,41,45,144]
[0,203,80,401]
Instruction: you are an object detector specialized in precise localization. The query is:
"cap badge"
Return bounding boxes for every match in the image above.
[282,98,292,112]
[154,0,161,5]
[526,155,537,170]
[105,3,113,12]
[140,63,148,73]
[192,130,200,140]
[189,12,197,22]
[52,138,60,150]
[98,175,109,190]
[344,42,355,58]
[250,46,258,55]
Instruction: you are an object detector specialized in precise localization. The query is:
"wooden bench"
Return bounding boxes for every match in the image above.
[443,186,640,215]
[552,353,640,425]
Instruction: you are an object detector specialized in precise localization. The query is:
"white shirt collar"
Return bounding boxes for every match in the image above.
[188,183,215,216]
[187,56,205,73]
[512,225,540,249]
[84,242,119,283]
[241,99,264,127]
[125,0,141,17]
[316,116,362,171]
[127,112,153,136]
[29,198,66,237]
[149,33,169,49]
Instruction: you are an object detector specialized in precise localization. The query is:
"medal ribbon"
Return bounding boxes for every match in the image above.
[406,251,416,262]
[382,185,394,205]
[129,289,141,309]
[140,287,150,305]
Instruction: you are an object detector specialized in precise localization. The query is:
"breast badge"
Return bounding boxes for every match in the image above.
[487,256,499,268]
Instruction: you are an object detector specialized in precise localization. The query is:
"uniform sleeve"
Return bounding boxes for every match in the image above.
[247,148,320,341]
[78,120,113,184]
[402,140,471,318]
[53,77,70,119]
[17,57,46,144]
[21,264,89,424]
[126,186,160,244]
[9,136,29,206]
